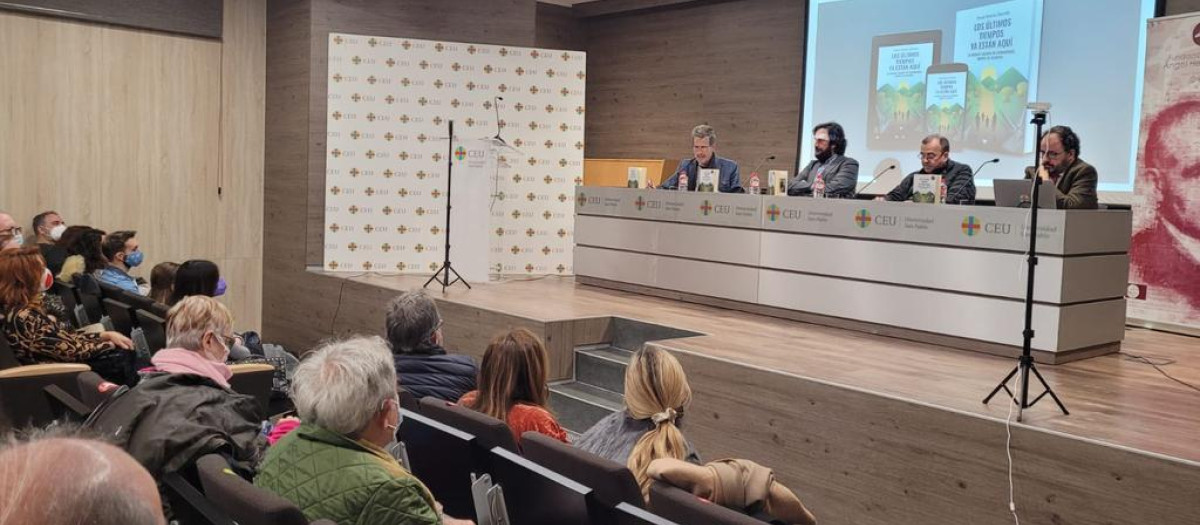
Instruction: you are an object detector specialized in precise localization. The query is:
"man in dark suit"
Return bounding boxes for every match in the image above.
[1023,125,1098,209]
[886,134,975,204]
[789,122,860,198]
[658,125,743,193]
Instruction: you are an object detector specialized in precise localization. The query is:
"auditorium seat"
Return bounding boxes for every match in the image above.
[196,454,335,525]
[102,297,137,336]
[418,396,519,453]
[0,363,91,431]
[399,387,420,412]
[0,332,22,370]
[486,446,601,524]
[521,431,644,508]
[612,502,681,525]
[51,281,86,328]
[397,409,484,519]
[134,309,167,354]
[648,481,764,525]
[76,370,121,410]
[228,363,275,419]
[75,288,107,329]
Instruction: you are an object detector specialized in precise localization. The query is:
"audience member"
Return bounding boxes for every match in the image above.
[149,261,180,305]
[0,431,165,525]
[58,226,106,285]
[458,328,568,444]
[31,211,68,275]
[385,289,477,402]
[87,296,264,481]
[0,211,21,251]
[576,346,700,497]
[0,247,136,384]
[255,336,474,525]
[648,457,817,525]
[169,259,221,305]
[97,230,144,295]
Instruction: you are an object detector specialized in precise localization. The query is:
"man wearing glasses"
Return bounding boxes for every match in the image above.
[789,122,860,198]
[885,134,975,204]
[1023,125,1098,209]
[0,211,23,250]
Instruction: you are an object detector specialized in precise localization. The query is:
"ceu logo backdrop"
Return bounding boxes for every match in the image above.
[325,34,586,275]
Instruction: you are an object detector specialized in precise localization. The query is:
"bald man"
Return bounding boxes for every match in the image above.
[0,211,22,251]
[0,435,165,525]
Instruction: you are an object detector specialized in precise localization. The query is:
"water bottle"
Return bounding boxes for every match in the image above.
[678,172,689,192]
[749,173,761,195]
[813,173,825,199]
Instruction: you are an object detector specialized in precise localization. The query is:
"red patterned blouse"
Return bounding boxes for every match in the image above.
[457,390,569,445]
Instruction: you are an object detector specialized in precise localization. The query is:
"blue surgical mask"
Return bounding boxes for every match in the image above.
[10,232,23,248]
[125,250,144,268]
[214,277,227,297]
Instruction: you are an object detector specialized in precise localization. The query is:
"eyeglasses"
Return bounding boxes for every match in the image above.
[918,152,945,161]
[1042,151,1065,160]
[0,226,22,236]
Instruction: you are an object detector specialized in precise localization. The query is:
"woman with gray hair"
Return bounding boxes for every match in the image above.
[255,336,474,525]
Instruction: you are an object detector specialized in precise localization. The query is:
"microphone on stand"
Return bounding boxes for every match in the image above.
[748,154,776,194]
[857,163,898,195]
[974,158,1000,177]
[492,96,508,146]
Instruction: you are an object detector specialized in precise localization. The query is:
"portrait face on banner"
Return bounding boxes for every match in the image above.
[324,34,586,276]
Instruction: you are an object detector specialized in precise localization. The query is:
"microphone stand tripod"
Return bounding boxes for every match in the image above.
[982,109,1068,421]
[424,119,471,292]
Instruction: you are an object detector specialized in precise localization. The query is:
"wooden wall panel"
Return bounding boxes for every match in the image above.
[535,2,584,52]
[583,0,805,182]
[0,5,264,331]
[669,346,1200,525]
[1166,0,1200,15]
[0,0,223,38]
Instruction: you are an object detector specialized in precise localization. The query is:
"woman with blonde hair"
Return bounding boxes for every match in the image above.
[576,346,699,497]
[458,328,568,444]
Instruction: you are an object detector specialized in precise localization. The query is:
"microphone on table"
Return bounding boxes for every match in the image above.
[857,163,898,195]
[946,158,999,205]
[747,154,776,194]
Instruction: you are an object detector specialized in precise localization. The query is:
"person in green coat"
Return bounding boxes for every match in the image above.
[255,336,475,525]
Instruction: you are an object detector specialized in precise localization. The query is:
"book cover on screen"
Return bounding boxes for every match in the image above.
[953,0,1042,154]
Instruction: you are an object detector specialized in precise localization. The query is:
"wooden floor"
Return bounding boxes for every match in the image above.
[345,272,1200,463]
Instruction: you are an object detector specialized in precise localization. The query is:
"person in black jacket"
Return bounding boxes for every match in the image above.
[385,289,477,402]
[886,134,976,204]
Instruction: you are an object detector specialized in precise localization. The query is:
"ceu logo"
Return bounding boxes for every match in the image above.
[700,200,714,216]
[635,196,646,211]
[962,216,982,236]
[854,209,871,229]
[454,146,466,161]
[766,204,781,222]
[576,193,587,207]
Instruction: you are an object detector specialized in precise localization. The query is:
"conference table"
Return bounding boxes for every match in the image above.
[572,187,1132,363]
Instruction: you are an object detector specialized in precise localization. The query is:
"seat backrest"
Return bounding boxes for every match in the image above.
[75,370,122,410]
[0,364,90,432]
[196,454,310,525]
[97,282,126,300]
[102,297,136,336]
[397,409,481,519]
[648,481,764,525]
[119,288,159,312]
[398,387,420,412]
[51,282,83,328]
[521,431,644,508]
[76,288,105,326]
[0,332,21,369]
[228,363,274,419]
[418,396,519,452]
[488,446,601,525]
[612,503,681,525]
[134,309,167,354]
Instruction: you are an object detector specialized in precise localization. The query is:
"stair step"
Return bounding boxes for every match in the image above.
[549,381,624,434]
[575,345,633,394]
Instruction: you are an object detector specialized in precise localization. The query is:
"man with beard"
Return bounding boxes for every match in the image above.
[886,134,976,204]
[789,122,860,198]
[1023,125,1098,209]
[1130,99,1200,315]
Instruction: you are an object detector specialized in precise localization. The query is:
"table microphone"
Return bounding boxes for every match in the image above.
[857,164,898,195]
[749,154,776,177]
[974,158,1000,177]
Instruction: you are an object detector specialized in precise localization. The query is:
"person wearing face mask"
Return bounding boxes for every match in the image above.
[86,296,265,485]
[0,211,23,251]
[0,247,137,385]
[31,211,69,275]
[256,336,474,525]
[97,230,146,295]
[789,121,861,198]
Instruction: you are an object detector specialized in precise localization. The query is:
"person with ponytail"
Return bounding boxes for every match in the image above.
[576,346,700,498]
[458,328,568,444]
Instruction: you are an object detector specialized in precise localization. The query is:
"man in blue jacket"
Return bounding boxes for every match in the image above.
[658,125,743,193]
[385,289,477,402]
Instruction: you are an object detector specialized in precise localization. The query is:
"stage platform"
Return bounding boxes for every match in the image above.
[311,271,1200,524]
